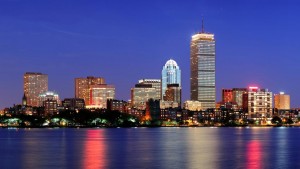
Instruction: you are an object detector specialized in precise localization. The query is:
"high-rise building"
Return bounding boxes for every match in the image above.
[75,76,105,105]
[24,72,48,107]
[222,89,233,103]
[131,83,157,110]
[161,59,181,100]
[88,84,115,109]
[190,22,216,110]
[274,92,290,110]
[232,88,247,108]
[138,79,161,100]
[243,87,272,119]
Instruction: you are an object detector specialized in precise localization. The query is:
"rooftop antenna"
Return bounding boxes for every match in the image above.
[201,17,204,33]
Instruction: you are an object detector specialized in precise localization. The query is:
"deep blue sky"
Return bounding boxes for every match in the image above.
[0,0,299,109]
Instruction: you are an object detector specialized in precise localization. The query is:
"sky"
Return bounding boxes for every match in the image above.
[0,0,300,109]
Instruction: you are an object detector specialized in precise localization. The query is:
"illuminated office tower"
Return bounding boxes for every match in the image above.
[138,79,161,100]
[222,89,233,102]
[131,83,157,110]
[161,59,181,100]
[75,76,105,105]
[88,84,115,109]
[190,22,216,110]
[24,72,48,107]
[232,88,247,108]
[274,92,290,110]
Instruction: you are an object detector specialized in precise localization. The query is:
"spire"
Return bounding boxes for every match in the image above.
[201,17,204,33]
[22,93,27,106]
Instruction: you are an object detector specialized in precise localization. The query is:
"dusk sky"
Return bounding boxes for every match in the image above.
[0,0,299,109]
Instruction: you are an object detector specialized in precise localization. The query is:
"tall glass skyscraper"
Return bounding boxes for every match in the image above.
[190,26,216,110]
[161,59,181,100]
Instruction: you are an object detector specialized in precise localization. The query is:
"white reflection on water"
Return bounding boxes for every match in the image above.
[186,127,219,169]
[275,127,288,168]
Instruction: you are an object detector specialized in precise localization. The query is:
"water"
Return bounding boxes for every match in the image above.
[1,127,300,169]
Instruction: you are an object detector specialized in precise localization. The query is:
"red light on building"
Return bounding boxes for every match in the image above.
[222,89,233,102]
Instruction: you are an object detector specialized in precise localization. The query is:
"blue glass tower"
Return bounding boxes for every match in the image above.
[161,59,181,100]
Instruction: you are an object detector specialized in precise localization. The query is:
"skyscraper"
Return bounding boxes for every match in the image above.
[75,76,105,105]
[24,72,48,107]
[190,22,216,110]
[161,59,181,100]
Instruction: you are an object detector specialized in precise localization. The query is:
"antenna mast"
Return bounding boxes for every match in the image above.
[202,17,204,33]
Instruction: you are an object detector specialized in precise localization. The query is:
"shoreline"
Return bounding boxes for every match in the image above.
[1,125,299,129]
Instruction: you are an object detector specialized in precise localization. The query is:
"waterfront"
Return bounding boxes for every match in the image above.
[1,127,300,169]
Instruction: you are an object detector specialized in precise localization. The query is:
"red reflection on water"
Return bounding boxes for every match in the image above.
[83,130,106,169]
[247,140,261,169]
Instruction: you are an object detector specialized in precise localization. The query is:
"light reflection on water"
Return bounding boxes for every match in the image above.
[83,129,107,169]
[1,127,300,169]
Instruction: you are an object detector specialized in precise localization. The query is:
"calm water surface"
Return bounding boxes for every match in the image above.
[1,127,300,169]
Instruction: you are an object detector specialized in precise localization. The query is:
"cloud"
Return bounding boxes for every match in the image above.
[40,23,99,39]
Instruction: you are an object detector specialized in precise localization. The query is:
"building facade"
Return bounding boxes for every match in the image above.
[138,79,161,100]
[160,101,179,109]
[232,88,247,108]
[43,99,57,116]
[24,72,48,107]
[161,59,181,100]
[243,87,273,119]
[75,76,105,105]
[190,27,216,110]
[274,92,290,116]
[131,83,157,110]
[274,92,290,110]
[107,99,127,112]
[62,98,85,110]
[38,91,60,106]
[88,84,115,109]
[163,84,181,106]
[222,89,233,103]
[184,100,202,111]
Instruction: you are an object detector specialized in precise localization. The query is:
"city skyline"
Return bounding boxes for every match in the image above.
[0,0,300,109]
